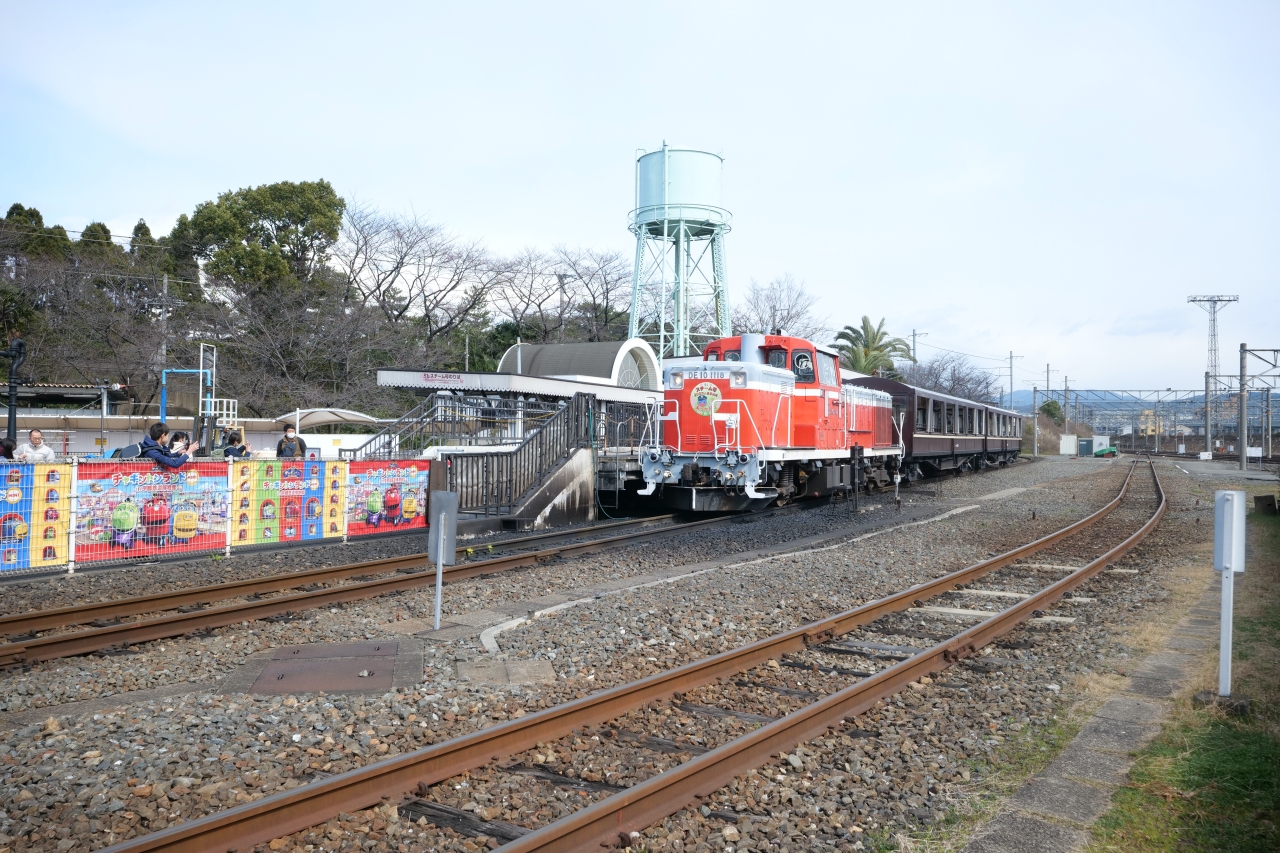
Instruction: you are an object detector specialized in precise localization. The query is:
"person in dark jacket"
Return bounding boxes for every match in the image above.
[0,438,14,460]
[141,423,197,469]
[224,431,251,458]
[276,427,306,459]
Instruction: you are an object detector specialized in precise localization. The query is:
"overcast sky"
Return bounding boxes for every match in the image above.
[3,2,1277,394]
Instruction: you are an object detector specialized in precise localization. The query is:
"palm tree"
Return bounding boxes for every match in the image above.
[833,316,914,378]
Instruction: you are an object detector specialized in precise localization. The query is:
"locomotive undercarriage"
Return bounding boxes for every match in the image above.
[640,451,897,511]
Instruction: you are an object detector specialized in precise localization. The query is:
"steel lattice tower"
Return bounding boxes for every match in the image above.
[1188,295,1238,387]
[1189,295,1239,448]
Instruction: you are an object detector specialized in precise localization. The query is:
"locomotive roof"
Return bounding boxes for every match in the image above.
[845,376,1022,416]
[704,334,842,359]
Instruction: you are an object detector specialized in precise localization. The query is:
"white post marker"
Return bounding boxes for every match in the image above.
[1213,490,1246,697]
[434,511,445,631]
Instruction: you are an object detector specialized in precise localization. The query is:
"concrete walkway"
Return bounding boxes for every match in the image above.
[960,581,1219,852]
[1171,459,1277,481]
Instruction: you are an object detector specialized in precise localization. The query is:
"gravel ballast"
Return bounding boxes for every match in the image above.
[0,458,1202,853]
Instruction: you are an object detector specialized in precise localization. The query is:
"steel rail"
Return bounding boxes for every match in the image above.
[0,505,820,665]
[97,462,1145,853]
[504,460,1166,852]
[0,514,679,637]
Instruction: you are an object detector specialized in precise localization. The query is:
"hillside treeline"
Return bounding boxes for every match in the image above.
[0,180,632,418]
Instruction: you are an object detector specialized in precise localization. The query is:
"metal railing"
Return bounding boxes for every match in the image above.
[341,393,562,460]
[443,394,595,516]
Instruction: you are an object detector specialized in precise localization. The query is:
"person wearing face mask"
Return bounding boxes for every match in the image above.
[276,427,307,459]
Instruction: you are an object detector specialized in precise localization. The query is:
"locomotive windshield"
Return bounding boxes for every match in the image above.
[792,350,815,383]
[705,351,720,361]
[767,350,787,369]
[724,350,740,361]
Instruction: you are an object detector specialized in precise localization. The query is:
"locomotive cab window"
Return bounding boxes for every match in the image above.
[817,352,838,386]
[792,349,816,383]
[767,349,788,370]
[705,351,720,362]
[724,350,741,361]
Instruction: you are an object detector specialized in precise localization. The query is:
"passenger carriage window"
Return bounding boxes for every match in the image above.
[817,353,837,386]
[724,350,741,361]
[792,350,815,383]
[916,400,927,431]
[931,400,943,433]
[945,404,955,434]
[767,349,788,370]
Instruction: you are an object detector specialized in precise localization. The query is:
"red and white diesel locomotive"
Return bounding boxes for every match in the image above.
[638,333,902,510]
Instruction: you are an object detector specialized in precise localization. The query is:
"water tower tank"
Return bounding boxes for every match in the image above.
[627,142,733,359]
[633,147,729,238]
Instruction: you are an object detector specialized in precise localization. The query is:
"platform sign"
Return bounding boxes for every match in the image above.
[344,460,430,537]
[427,490,458,566]
[74,461,228,564]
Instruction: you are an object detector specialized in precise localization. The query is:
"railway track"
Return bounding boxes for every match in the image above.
[97,458,1164,853]
[0,503,829,666]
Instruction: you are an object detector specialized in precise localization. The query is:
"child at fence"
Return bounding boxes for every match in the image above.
[141,423,199,469]
[223,431,251,458]
[0,438,14,460]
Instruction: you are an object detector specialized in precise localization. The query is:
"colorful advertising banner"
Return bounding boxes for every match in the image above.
[230,459,344,547]
[0,463,73,571]
[344,460,430,537]
[74,461,229,564]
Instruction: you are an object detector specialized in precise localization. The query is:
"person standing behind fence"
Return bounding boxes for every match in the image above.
[141,423,198,469]
[0,438,15,460]
[276,427,306,459]
[15,429,55,462]
[224,431,252,458]
[168,431,191,454]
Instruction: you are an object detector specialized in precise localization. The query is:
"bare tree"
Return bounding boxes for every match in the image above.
[897,352,1001,403]
[552,246,630,342]
[732,275,828,340]
[487,248,566,343]
[333,202,498,351]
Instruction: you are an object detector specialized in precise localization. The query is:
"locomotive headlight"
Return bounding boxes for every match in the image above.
[730,371,746,388]
[669,371,685,389]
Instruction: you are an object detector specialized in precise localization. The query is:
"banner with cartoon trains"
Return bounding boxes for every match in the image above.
[229,458,346,547]
[0,458,435,574]
[343,460,431,536]
[0,462,73,571]
[74,461,231,563]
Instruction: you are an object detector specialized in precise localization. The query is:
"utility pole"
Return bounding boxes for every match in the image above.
[1063,376,1070,436]
[1266,388,1273,458]
[1240,342,1248,472]
[159,273,169,366]
[1205,371,1213,454]
[1032,386,1039,457]
[1007,351,1021,410]
[911,330,926,361]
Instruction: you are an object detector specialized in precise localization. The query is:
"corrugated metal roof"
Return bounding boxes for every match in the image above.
[497,341,629,379]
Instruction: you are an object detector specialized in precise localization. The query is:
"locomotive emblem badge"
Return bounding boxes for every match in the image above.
[690,382,722,416]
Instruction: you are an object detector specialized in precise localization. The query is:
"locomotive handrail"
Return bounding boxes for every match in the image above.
[710,398,764,456]
[770,393,793,446]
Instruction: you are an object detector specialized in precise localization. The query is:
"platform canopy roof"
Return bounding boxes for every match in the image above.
[496,338,661,392]
[272,408,383,430]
